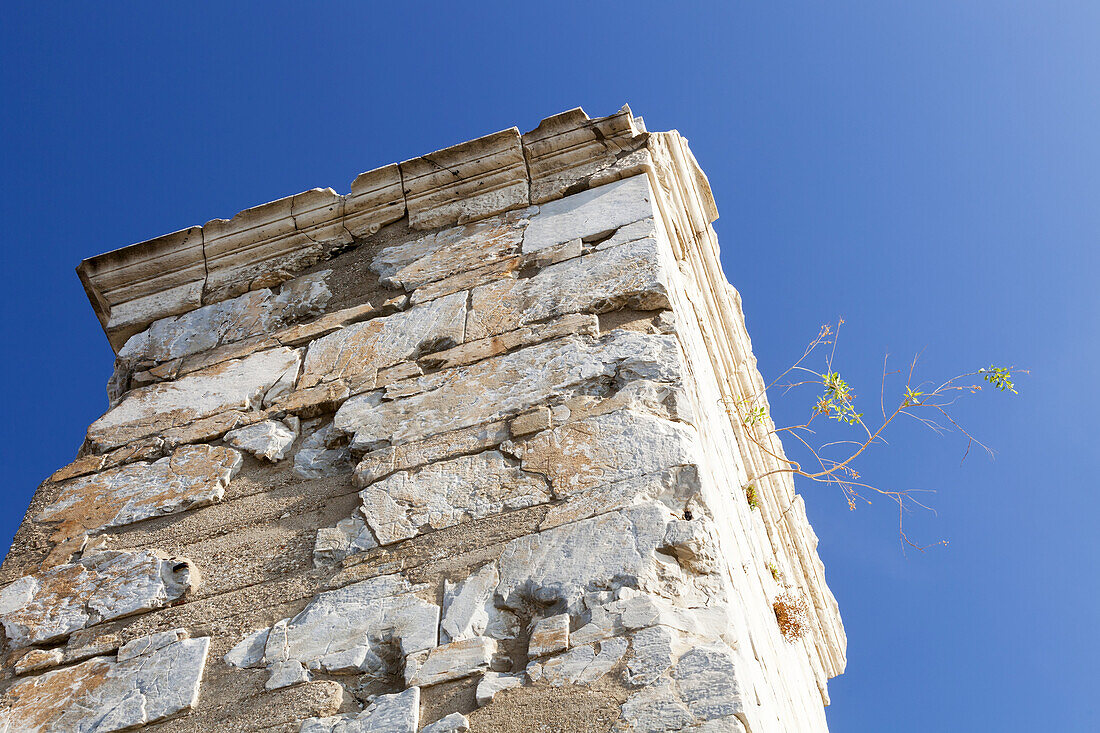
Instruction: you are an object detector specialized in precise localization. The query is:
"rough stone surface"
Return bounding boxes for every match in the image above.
[334,330,682,451]
[371,208,532,290]
[626,626,676,686]
[465,236,670,341]
[312,516,378,566]
[495,503,673,614]
[37,444,241,550]
[404,637,496,688]
[522,174,655,253]
[299,292,466,390]
[527,614,570,658]
[117,270,331,366]
[300,687,419,733]
[294,420,353,479]
[242,575,438,684]
[504,409,698,497]
[0,635,209,732]
[224,419,298,461]
[421,711,470,733]
[0,549,194,647]
[88,346,302,450]
[440,563,517,644]
[358,451,551,545]
[224,627,270,669]
[527,637,627,686]
[475,672,524,706]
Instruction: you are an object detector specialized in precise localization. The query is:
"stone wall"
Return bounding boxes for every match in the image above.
[0,106,845,732]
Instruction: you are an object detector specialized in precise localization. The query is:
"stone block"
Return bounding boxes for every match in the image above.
[465,235,671,341]
[521,174,655,253]
[475,671,524,706]
[495,503,673,615]
[0,635,209,732]
[117,270,331,367]
[371,206,532,290]
[522,106,650,205]
[404,637,496,688]
[87,346,302,451]
[400,128,529,229]
[224,418,298,462]
[77,225,207,351]
[358,450,552,545]
[503,409,698,497]
[528,613,570,658]
[0,548,195,648]
[421,712,470,733]
[344,163,406,238]
[242,574,438,682]
[300,687,419,733]
[298,291,466,390]
[334,330,682,451]
[37,444,241,548]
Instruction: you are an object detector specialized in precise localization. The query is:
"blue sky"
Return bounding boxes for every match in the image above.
[1,3,1096,730]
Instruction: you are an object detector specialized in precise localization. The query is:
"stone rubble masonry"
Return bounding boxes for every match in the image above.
[2,105,845,732]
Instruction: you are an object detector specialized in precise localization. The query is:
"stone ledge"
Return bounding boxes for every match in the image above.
[76,105,696,352]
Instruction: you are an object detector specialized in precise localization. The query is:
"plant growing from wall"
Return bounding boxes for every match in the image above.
[773,592,811,642]
[726,319,1024,550]
[745,484,760,510]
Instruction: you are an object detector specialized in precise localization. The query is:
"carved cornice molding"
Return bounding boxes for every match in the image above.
[77,106,660,352]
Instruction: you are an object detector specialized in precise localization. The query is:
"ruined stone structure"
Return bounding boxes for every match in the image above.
[0,106,845,732]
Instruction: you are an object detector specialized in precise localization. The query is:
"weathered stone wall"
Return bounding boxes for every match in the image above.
[0,106,845,732]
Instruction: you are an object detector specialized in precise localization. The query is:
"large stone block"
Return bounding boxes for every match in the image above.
[87,346,302,451]
[400,128,529,230]
[495,502,674,614]
[465,235,670,341]
[300,687,419,733]
[358,450,552,545]
[521,174,656,253]
[298,292,467,390]
[228,574,439,683]
[38,444,240,543]
[370,207,533,291]
[334,330,683,451]
[0,634,210,732]
[0,548,195,648]
[503,409,698,497]
[117,270,331,367]
[522,106,650,205]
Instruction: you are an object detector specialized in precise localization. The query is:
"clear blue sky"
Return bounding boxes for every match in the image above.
[1,3,1096,730]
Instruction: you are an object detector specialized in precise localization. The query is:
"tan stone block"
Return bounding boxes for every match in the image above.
[0,636,209,730]
[354,419,511,487]
[299,292,465,390]
[0,549,195,648]
[38,444,242,550]
[409,256,520,306]
[509,407,553,438]
[522,105,651,205]
[344,163,405,238]
[372,207,532,290]
[528,614,570,658]
[465,237,670,341]
[420,313,599,372]
[400,128,529,230]
[87,347,301,451]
